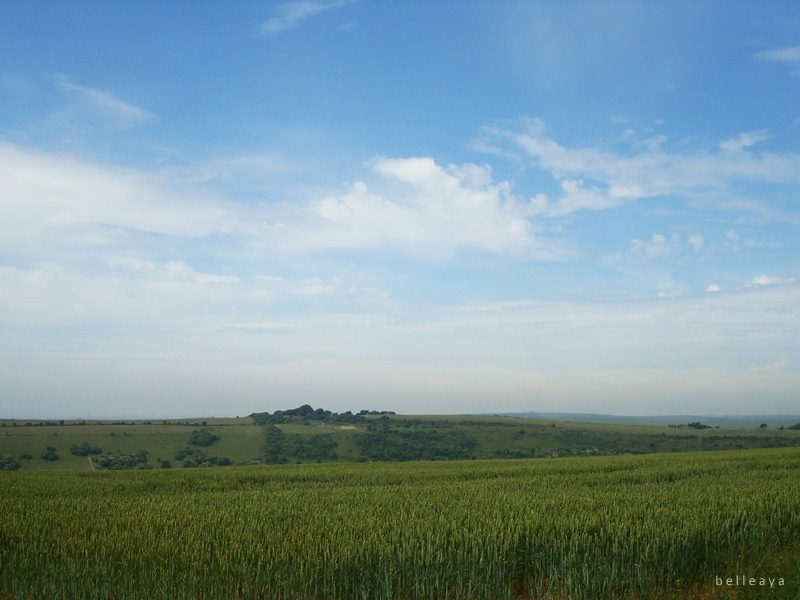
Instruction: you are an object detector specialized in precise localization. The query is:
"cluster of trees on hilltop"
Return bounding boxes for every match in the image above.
[250,404,394,426]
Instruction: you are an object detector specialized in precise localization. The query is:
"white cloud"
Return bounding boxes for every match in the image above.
[746,358,791,372]
[719,130,770,152]
[687,233,704,252]
[0,261,349,332]
[0,142,553,262]
[625,230,702,258]
[281,156,548,257]
[260,0,356,35]
[479,118,800,216]
[253,275,341,297]
[0,262,240,328]
[629,233,682,260]
[706,284,720,293]
[755,46,800,73]
[0,142,251,261]
[750,274,796,287]
[2,256,799,417]
[54,75,156,129]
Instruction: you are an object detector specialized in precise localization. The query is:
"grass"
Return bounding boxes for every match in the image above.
[0,420,264,470]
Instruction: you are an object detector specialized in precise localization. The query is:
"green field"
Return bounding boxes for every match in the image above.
[2,448,799,599]
[3,409,800,470]
[0,417,265,471]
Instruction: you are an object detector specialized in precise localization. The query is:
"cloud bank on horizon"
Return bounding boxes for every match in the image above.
[0,1,798,418]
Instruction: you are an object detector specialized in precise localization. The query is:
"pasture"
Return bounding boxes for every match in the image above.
[2,411,800,469]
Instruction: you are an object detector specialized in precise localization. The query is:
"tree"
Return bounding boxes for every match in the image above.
[70,442,103,456]
[688,422,711,430]
[189,428,220,447]
[0,454,21,471]
[41,447,59,461]
[95,450,149,470]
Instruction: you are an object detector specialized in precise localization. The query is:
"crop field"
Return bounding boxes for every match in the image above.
[2,447,799,599]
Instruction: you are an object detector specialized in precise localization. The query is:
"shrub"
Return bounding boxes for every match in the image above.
[40,447,59,461]
[95,450,149,470]
[0,454,20,471]
[188,428,220,447]
[70,442,103,456]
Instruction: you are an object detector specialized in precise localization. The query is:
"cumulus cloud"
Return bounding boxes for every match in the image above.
[260,0,356,35]
[284,157,547,257]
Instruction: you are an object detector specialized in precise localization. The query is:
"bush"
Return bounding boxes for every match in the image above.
[0,454,21,471]
[41,447,59,461]
[70,442,103,456]
[95,450,149,470]
[175,447,232,467]
[688,422,712,430]
[189,428,220,447]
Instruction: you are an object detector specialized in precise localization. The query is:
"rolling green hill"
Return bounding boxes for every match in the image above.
[3,406,800,471]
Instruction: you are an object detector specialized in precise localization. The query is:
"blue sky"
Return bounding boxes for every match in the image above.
[1,1,799,418]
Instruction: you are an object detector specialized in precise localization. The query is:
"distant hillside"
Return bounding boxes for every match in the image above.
[3,407,800,471]
[501,412,800,430]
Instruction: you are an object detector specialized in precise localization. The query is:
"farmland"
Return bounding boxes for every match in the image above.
[2,448,799,599]
[2,408,800,470]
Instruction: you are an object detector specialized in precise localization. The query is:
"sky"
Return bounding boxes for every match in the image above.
[1,1,799,418]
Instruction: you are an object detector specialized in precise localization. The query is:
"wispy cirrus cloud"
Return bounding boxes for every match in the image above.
[478,118,800,217]
[54,75,156,129]
[260,0,357,36]
[719,130,770,152]
[754,45,800,74]
[750,274,796,287]
[0,141,247,265]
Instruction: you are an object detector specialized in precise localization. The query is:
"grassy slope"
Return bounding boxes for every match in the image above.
[0,418,263,470]
[3,412,800,471]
